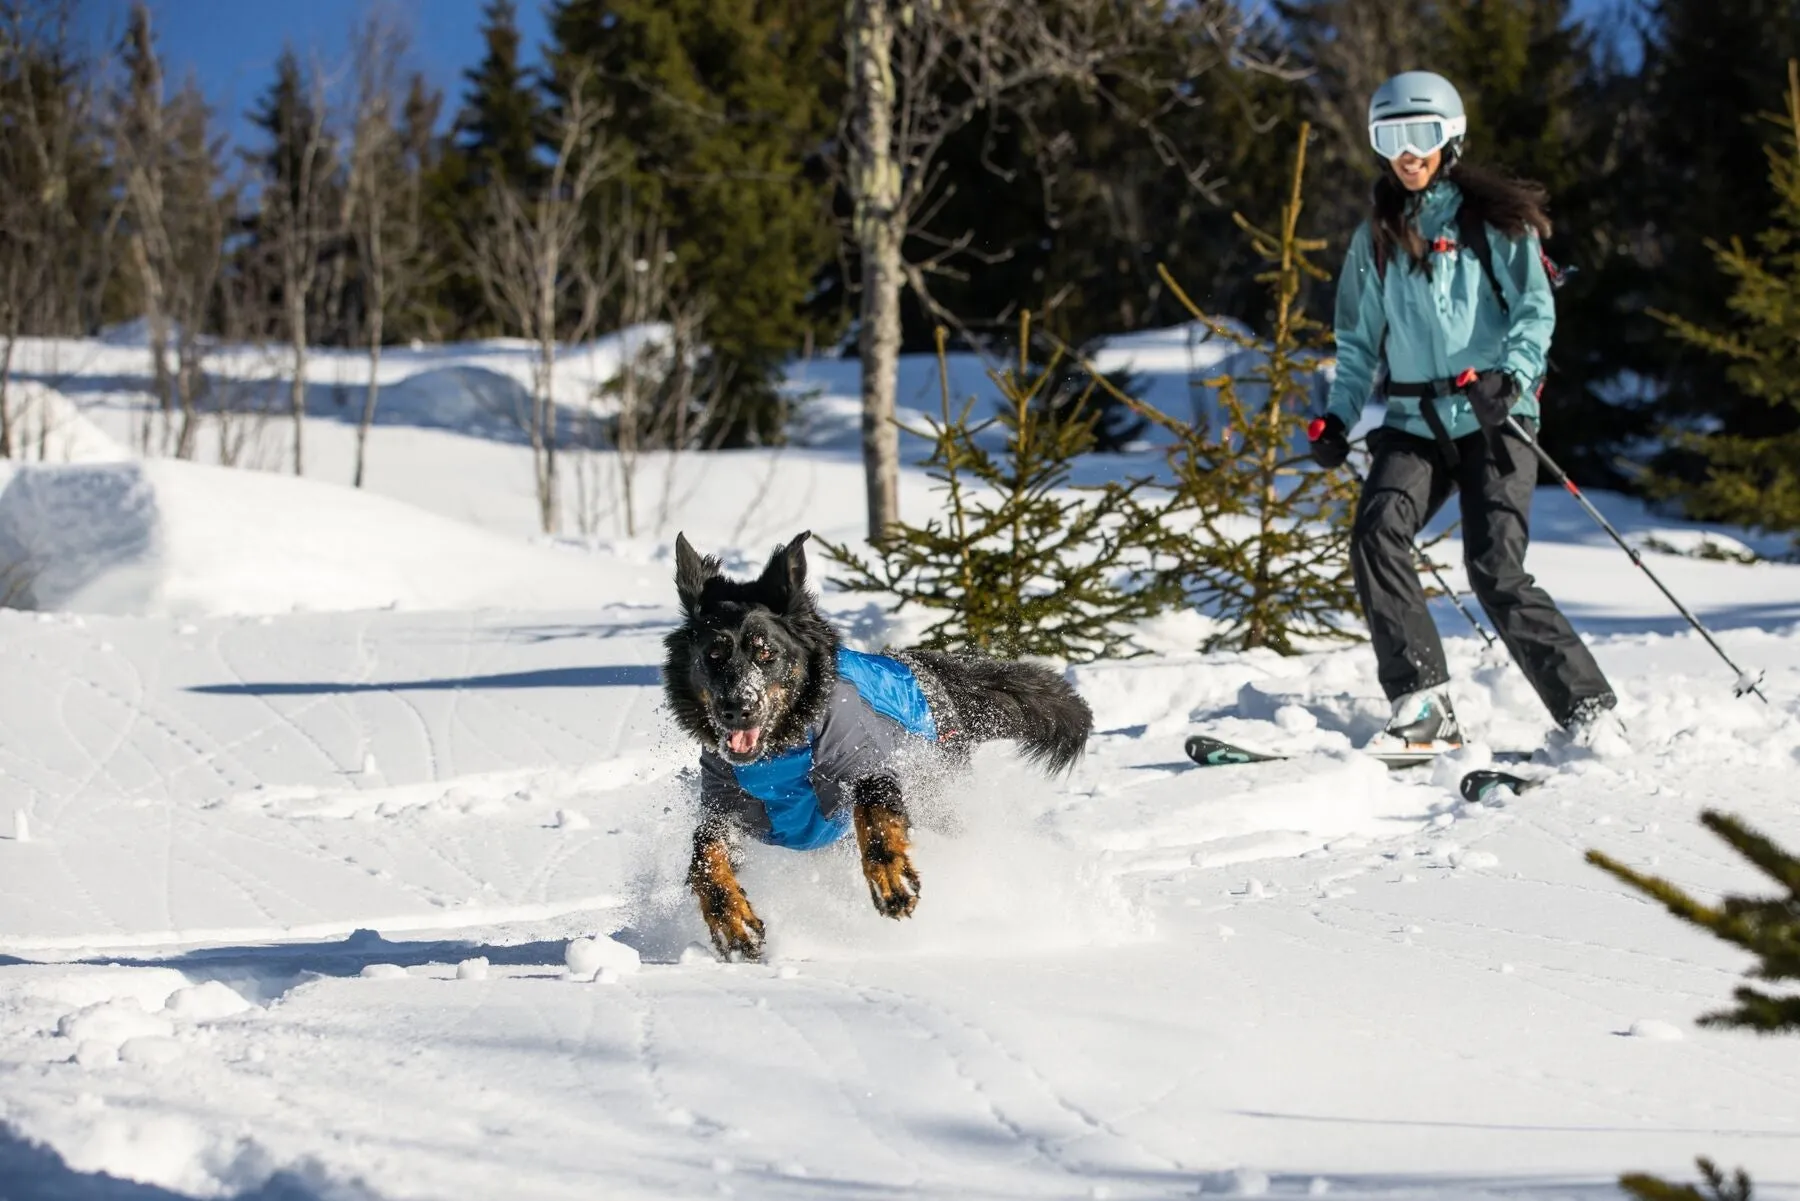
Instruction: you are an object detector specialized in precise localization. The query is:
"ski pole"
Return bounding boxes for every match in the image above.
[1410,538,1496,648]
[1503,414,1767,703]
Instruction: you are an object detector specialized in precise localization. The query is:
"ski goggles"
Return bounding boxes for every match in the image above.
[1369,114,1466,160]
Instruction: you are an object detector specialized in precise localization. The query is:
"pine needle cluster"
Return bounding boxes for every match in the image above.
[1651,62,1800,541]
[1117,121,1360,654]
[819,320,1174,663]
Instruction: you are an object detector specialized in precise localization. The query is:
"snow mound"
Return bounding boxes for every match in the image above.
[164,981,254,1022]
[56,997,174,1047]
[0,381,130,464]
[0,461,160,610]
[564,935,639,980]
[0,458,625,616]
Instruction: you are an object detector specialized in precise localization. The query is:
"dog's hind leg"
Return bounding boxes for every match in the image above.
[852,776,920,919]
[688,823,765,961]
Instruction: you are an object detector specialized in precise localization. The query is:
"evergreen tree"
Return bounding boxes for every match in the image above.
[1649,62,1800,538]
[425,1,542,338]
[1437,0,1587,196]
[248,48,337,227]
[450,0,542,190]
[1022,350,1148,454]
[391,71,444,342]
[1636,0,1800,448]
[546,0,840,447]
[820,321,1175,662]
[1132,124,1361,654]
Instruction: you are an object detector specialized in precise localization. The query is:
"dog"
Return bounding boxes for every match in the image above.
[661,530,1094,960]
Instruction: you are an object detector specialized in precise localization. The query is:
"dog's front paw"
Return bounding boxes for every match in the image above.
[854,800,920,919]
[699,887,765,961]
[689,839,765,961]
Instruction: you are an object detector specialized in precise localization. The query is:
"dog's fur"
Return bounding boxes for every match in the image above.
[663,530,1094,959]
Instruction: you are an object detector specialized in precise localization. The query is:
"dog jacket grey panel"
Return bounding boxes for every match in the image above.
[698,647,939,850]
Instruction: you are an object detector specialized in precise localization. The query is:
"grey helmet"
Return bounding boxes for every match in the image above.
[1368,71,1467,159]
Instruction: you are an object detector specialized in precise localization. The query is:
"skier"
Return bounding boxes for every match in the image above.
[1307,70,1619,752]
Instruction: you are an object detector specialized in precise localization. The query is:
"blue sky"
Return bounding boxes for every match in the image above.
[78,0,555,149]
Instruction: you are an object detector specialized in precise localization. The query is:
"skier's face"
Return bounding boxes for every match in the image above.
[1390,148,1440,192]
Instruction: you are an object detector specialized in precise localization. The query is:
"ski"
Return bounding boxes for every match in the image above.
[1458,768,1544,804]
[1185,734,1537,773]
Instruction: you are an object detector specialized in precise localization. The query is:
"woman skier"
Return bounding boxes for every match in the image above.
[1307,70,1619,752]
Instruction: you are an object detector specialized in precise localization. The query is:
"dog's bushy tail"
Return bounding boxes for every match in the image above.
[903,650,1092,774]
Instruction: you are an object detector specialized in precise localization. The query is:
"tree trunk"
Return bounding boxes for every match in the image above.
[131,235,173,455]
[355,247,384,489]
[0,328,15,460]
[538,338,560,535]
[174,332,200,460]
[849,0,902,543]
[289,289,307,476]
[534,233,561,536]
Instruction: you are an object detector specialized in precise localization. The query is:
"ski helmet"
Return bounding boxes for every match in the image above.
[1367,71,1467,160]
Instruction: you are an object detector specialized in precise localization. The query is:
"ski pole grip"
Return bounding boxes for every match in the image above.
[1307,418,1326,442]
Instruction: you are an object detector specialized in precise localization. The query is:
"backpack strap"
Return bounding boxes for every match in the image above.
[1455,205,1510,318]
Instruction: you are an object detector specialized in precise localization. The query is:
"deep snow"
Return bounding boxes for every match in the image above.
[1,331,1798,1200]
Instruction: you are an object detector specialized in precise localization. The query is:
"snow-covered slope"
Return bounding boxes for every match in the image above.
[0,459,645,616]
[2,335,1799,1200]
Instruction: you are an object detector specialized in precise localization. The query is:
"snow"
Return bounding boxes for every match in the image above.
[2,333,1799,1199]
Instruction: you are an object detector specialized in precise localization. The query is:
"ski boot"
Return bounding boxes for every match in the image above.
[1555,693,1627,753]
[1367,686,1464,754]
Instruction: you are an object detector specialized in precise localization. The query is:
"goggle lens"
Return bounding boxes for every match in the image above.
[1370,118,1452,159]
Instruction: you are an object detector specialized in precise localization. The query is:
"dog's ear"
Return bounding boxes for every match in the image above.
[674,532,721,617]
[756,530,811,611]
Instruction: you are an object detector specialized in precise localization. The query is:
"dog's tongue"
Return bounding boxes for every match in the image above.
[727,727,762,756]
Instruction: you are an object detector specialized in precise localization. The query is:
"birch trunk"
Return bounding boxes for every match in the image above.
[848,0,902,542]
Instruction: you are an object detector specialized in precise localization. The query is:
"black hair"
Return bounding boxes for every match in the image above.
[1370,156,1553,274]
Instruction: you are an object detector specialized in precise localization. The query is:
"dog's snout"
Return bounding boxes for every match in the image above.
[717,698,748,725]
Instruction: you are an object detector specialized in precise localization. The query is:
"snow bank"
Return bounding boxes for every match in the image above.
[0,459,625,616]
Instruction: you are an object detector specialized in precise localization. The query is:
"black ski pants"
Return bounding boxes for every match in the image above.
[1350,421,1614,728]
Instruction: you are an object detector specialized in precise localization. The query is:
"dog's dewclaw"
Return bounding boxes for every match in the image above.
[854,800,921,919]
[689,839,765,961]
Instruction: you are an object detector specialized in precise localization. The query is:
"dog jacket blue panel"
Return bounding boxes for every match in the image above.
[700,648,937,851]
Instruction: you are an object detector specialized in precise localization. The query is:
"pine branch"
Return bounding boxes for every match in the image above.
[1621,1158,1754,1201]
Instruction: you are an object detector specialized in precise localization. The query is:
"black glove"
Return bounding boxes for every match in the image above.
[1307,414,1349,469]
[1461,370,1519,431]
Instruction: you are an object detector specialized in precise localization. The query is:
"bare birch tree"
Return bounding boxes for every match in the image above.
[462,70,615,535]
[114,3,171,451]
[344,12,411,488]
[110,5,229,461]
[252,48,338,477]
[840,0,1253,541]
[0,0,107,458]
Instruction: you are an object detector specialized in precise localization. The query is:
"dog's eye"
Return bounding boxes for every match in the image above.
[706,644,728,661]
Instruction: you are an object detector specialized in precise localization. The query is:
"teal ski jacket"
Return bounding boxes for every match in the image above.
[1325,179,1554,442]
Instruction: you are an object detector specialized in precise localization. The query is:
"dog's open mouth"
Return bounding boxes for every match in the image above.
[725,726,763,757]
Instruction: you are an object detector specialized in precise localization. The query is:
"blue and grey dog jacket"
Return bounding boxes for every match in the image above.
[697,647,939,850]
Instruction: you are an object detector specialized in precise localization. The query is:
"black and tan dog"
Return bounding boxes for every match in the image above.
[662,530,1093,960]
